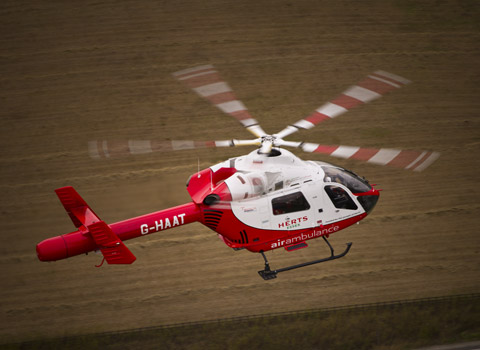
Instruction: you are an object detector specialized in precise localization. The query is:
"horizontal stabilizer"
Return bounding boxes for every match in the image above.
[88,221,136,264]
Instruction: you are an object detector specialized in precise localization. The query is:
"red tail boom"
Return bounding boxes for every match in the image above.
[36,187,202,263]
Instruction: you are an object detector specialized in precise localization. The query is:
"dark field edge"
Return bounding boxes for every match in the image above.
[3,293,479,350]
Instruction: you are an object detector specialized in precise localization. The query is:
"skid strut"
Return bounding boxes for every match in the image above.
[258,236,352,280]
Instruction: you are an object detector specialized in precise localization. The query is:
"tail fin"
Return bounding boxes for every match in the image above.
[55,186,100,228]
[55,186,136,265]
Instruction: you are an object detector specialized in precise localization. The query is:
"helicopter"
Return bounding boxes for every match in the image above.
[36,65,439,280]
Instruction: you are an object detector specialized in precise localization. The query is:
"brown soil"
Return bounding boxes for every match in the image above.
[1,0,479,343]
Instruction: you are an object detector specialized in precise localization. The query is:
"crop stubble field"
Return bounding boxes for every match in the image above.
[0,0,479,343]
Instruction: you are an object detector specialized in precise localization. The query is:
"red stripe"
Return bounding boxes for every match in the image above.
[205,91,237,105]
[108,140,130,157]
[331,94,363,109]
[203,141,216,148]
[192,141,206,148]
[357,77,397,95]
[305,112,330,125]
[181,72,222,89]
[351,148,379,161]
[411,152,432,171]
[386,150,423,168]
[371,72,406,86]
[230,110,252,121]
[312,145,338,155]
[151,141,174,152]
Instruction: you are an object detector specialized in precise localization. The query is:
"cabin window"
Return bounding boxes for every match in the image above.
[272,192,310,215]
[324,186,358,210]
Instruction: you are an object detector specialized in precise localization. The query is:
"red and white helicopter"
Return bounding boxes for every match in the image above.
[37,65,439,280]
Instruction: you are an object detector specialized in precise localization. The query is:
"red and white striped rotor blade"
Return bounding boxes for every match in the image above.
[301,143,439,172]
[88,139,258,159]
[172,65,267,138]
[275,71,411,139]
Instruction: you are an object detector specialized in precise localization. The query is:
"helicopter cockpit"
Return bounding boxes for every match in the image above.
[321,165,372,194]
[321,164,379,214]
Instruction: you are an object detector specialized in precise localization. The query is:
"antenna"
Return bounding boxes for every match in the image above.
[210,167,213,191]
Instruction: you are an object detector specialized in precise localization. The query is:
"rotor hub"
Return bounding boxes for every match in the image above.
[261,135,276,144]
[258,135,278,154]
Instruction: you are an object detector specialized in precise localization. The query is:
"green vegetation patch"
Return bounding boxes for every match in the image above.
[4,294,479,350]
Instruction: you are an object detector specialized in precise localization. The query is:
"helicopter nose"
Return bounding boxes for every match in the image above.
[356,188,380,214]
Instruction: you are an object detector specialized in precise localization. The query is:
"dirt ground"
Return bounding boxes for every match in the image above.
[1,0,479,343]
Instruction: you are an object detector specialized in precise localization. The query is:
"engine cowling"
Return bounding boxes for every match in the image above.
[223,171,268,201]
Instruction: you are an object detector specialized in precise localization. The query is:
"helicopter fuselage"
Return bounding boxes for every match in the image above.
[187,148,379,252]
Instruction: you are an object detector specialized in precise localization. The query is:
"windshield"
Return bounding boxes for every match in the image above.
[321,166,371,194]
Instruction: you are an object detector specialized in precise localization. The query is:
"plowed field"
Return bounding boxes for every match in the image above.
[1,0,479,343]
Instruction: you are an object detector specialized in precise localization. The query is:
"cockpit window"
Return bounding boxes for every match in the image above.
[272,192,310,215]
[322,166,371,194]
[325,185,358,210]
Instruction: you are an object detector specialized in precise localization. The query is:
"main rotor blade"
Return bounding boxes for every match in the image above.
[275,71,411,139]
[172,65,267,138]
[296,142,439,172]
[88,139,260,159]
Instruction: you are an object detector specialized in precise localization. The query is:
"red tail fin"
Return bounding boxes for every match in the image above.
[55,186,100,228]
[54,186,136,265]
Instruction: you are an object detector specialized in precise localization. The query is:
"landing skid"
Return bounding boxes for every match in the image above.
[258,236,352,280]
